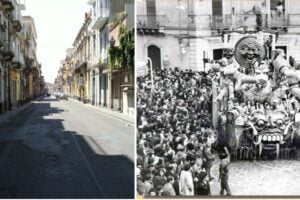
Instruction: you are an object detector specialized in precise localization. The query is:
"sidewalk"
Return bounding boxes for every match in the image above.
[0,102,32,125]
[0,95,47,125]
[69,98,135,124]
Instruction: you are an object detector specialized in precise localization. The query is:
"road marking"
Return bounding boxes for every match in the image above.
[70,130,104,196]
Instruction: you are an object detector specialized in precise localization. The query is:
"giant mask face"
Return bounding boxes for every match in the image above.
[249,109,293,145]
[235,36,267,68]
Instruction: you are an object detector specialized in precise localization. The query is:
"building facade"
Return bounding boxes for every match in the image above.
[72,12,91,103]
[54,0,135,118]
[87,0,135,117]
[23,16,41,101]
[108,0,134,116]
[0,0,43,114]
[137,0,300,73]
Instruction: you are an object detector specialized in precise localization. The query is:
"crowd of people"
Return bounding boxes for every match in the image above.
[136,68,231,196]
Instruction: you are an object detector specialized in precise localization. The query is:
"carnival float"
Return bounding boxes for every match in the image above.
[212,31,300,160]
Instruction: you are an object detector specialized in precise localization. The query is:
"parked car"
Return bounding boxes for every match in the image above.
[54,92,68,100]
[61,94,68,100]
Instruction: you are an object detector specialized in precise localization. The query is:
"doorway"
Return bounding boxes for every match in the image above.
[148,45,161,71]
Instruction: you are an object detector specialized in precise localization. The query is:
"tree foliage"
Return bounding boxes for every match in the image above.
[108,24,134,73]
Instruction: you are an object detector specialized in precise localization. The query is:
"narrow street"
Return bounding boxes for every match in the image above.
[0,96,134,198]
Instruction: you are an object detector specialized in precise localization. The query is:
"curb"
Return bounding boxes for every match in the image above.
[0,96,45,125]
[0,102,32,125]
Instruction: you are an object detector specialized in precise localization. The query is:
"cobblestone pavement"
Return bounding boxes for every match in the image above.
[209,159,300,195]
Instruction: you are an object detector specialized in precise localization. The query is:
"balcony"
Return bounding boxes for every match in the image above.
[74,58,87,73]
[11,55,24,69]
[137,15,169,35]
[11,19,22,33]
[92,9,109,30]
[187,14,292,33]
[25,57,34,68]
[287,14,300,27]
[11,61,22,69]
[0,40,15,61]
[12,52,24,69]
[87,0,95,6]
[1,0,14,12]
[16,0,25,10]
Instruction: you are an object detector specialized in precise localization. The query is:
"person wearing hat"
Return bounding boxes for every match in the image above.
[219,147,231,196]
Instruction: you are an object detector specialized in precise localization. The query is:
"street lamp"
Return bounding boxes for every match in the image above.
[109,36,115,48]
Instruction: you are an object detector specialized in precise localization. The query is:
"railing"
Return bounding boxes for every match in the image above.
[1,0,14,11]
[138,13,300,31]
[1,40,15,52]
[12,51,24,65]
[137,15,170,29]
[188,14,289,30]
[87,0,95,5]
[75,58,87,69]
[269,15,288,27]
[0,40,15,61]
[287,14,300,26]
[25,57,34,69]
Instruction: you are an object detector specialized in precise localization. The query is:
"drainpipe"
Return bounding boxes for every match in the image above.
[7,12,11,110]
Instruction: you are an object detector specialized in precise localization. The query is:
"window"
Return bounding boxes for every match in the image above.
[100,33,103,57]
[104,32,107,50]
[100,2,102,17]
[93,34,96,54]
[93,3,96,17]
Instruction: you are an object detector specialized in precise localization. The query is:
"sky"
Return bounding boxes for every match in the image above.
[22,0,90,83]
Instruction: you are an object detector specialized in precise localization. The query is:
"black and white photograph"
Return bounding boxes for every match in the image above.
[136,0,300,196]
[0,0,134,198]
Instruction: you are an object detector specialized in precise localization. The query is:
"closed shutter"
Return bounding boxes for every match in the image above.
[146,0,156,27]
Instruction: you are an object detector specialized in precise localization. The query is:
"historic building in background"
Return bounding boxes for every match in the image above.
[54,0,134,118]
[137,0,300,73]
[0,0,44,114]
[72,13,91,103]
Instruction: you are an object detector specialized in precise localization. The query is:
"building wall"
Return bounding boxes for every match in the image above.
[137,35,190,70]
[138,0,300,73]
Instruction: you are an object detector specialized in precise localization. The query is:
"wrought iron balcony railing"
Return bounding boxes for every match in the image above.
[11,18,22,33]
[188,14,290,30]
[25,57,34,68]
[138,13,300,34]
[0,40,15,61]
[1,0,14,12]
[75,58,87,70]
[137,15,170,29]
[287,14,300,26]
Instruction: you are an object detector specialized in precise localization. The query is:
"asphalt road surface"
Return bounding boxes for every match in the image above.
[0,96,134,198]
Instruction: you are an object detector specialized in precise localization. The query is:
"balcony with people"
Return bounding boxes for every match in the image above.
[137,15,169,35]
